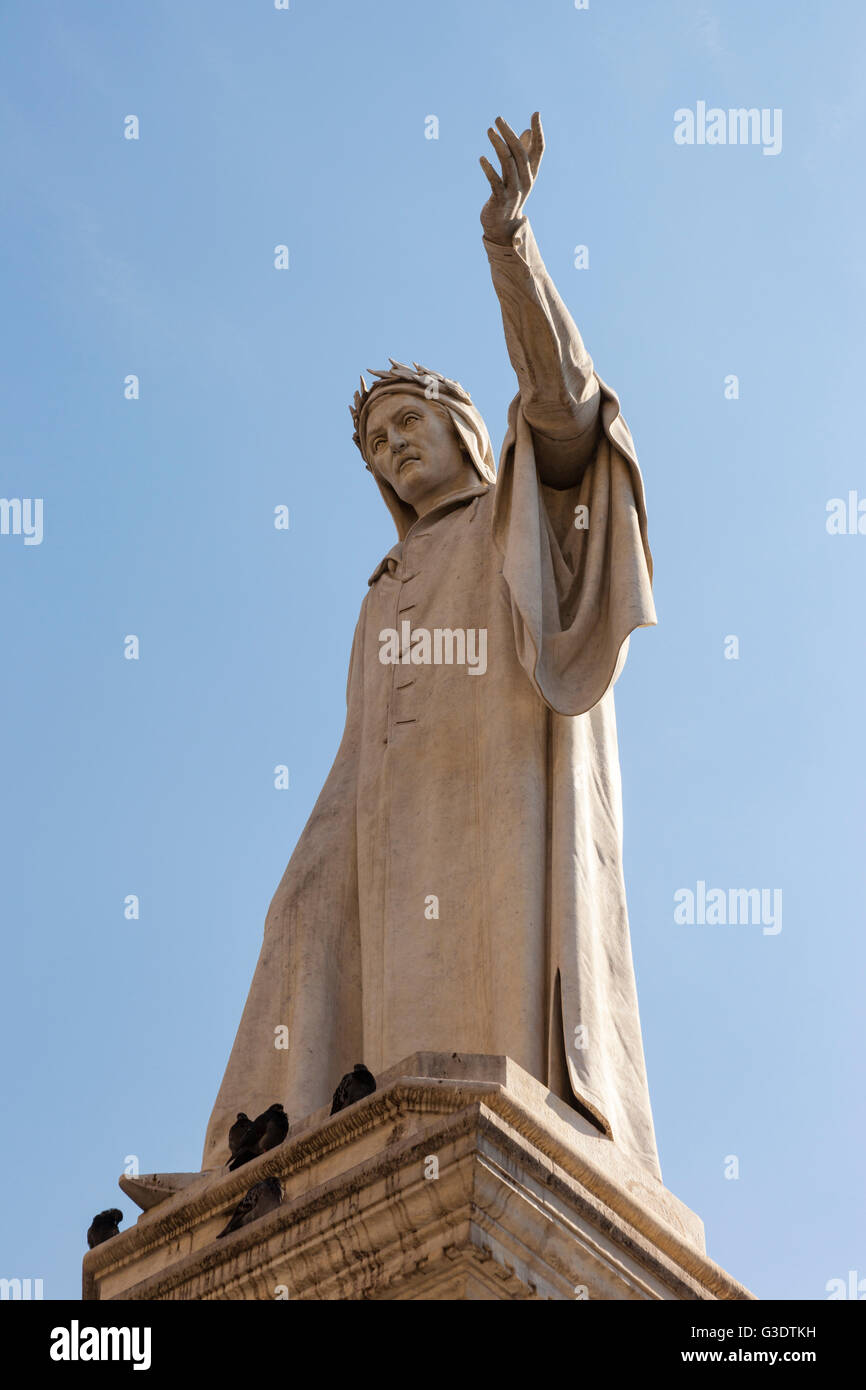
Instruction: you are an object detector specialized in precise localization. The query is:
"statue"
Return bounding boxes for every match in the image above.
[202,114,661,1180]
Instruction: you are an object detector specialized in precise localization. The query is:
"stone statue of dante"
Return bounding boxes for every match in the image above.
[203,114,661,1180]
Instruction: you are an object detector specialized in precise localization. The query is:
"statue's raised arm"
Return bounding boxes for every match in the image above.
[480,113,601,488]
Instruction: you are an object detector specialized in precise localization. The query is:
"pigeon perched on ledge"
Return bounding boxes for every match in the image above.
[227,1103,288,1170]
[217,1177,283,1238]
[228,1112,252,1163]
[330,1063,376,1115]
[87,1209,123,1249]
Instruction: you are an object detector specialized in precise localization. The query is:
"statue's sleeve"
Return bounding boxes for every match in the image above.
[491,371,656,717]
[483,218,600,480]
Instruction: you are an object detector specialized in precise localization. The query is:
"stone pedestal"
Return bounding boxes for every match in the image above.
[83,1054,753,1301]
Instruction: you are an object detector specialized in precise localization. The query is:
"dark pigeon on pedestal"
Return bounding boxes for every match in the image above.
[87,1208,123,1249]
[330,1063,377,1115]
[228,1112,253,1163]
[228,1103,288,1170]
[217,1177,283,1239]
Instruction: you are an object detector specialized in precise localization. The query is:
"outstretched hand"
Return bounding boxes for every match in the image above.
[480,112,544,245]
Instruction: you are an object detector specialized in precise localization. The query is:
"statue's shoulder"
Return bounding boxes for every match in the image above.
[367,544,402,588]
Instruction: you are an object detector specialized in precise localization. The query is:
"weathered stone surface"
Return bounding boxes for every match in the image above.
[202,114,662,1186]
[118,1172,212,1211]
[84,1055,753,1302]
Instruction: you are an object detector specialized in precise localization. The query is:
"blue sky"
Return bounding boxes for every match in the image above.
[1,0,863,1301]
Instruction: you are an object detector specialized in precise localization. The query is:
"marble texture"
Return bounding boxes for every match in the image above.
[87,1055,753,1303]
[203,114,660,1185]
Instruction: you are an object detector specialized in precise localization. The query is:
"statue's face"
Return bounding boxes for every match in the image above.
[364,392,477,515]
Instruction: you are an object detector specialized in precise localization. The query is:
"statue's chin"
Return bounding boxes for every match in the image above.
[395,460,423,490]
[394,475,434,509]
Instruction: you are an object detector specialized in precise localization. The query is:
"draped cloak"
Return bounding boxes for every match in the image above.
[202,373,661,1181]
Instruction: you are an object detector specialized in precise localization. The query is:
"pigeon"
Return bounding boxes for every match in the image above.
[258,1103,289,1153]
[330,1063,377,1115]
[228,1112,253,1162]
[217,1177,283,1238]
[87,1209,123,1249]
[227,1103,288,1170]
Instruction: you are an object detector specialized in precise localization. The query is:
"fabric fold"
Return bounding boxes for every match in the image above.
[493,376,656,716]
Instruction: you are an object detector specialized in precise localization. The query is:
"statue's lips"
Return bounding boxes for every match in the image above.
[397,456,421,473]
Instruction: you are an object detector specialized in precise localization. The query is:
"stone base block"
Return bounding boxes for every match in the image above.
[83,1054,753,1301]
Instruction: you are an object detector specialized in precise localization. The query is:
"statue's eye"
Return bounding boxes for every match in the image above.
[404,413,418,425]
[371,437,385,452]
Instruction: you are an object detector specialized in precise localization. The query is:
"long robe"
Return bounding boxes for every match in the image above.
[202,371,661,1180]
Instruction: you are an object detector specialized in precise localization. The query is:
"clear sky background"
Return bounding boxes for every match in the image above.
[1,0,863,1302]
